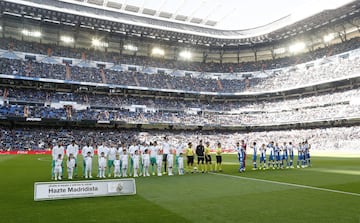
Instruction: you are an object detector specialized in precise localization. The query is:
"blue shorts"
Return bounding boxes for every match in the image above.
[269,154,274,161]
[252,155,257,162]
[260,156,266,162]
[290,155,294,160]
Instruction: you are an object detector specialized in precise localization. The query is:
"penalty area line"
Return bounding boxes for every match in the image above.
[210,172,360,197]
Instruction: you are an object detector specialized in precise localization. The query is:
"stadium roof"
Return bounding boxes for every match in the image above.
[59,0,353,30]
[1,0,359,45]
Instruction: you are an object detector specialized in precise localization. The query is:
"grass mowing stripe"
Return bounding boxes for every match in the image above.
[0,155,17,162]
[1,155,359,223]
[306,168,360,176]
[211,172,360,197]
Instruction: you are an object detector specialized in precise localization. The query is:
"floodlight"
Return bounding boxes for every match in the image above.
[60,36,74,43]
[179,51,192,60]
[152,47,164,56]
[91,38,108,47]
[21,29,29,35]
[323,33,335,43]
[274,47,286,54]
[21,29,41,37]
[32,31,41,37]
[289,42,305,53]
[124,44,138,51]
[92,38,100,46]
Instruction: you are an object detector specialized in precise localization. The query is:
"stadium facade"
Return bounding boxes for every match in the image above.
[0,0,360,137]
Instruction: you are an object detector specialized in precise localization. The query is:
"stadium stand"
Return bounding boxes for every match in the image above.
[1,126,359,154]
[1,37,360,73]
[1,40,360,93]
[1,87,359,125]
[0,0,360,155]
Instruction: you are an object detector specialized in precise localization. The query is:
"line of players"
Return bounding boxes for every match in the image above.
[51,138,311,180]
[237,140,312,172]
[52,139,180,180]
[51,137,223,181]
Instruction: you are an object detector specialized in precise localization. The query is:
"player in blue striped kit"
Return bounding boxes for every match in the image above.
[301,142,307,167]
[304,140,311,167]
[296,142,303,168]
[259,144,267,170]
[236,142,245,172]
[274,142,281,169]
[281,142,289,169]
[287,142,294,168]
[267,141,275,169]
[251,142,257,170]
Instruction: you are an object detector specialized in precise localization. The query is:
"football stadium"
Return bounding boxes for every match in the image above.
[0,0,359,222]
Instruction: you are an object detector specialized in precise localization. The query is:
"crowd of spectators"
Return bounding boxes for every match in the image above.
[235,88,360,111]
[1,86,359,125]
[1,36,360,73]
[249,57,360,92]
[1,126,359,154]
[1,53,360,93]
[2,30,360,155]
[3,85,359,111]
[1,37,360,153]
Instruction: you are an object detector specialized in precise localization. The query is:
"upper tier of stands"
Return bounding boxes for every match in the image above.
[1,48,360,93]
[1,36,360,73]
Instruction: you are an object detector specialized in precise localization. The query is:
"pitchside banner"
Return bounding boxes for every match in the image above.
[1,149,236,155]
[34,179,136,201]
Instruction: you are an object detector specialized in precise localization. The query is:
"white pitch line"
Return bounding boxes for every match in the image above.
[210,172,360,197]
[37,157,51,162]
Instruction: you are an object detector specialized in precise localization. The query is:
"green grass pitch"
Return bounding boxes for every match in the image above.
[0,154,359,223]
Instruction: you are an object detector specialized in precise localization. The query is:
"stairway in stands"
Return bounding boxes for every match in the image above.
[217,79,223,90]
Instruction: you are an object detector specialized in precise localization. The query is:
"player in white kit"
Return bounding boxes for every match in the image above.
[162,137,171,174]
[177,153,184,175]
[113,154,121,177]
[98,152,107,178]
[156,146,163,176]
[84,151,93,179]
[139,142,147,176]
[82,143,94,177]
[52,141,65,179]
[167,149,174,176]
[142,148,150,177]
[149,142,158,175]
[107,143,117,177]
[129,141,139,176]
[54,154,63,181]
[97,141,108,177]
[133,150,140,177]
[67,153,76,180]
[121,149,129,177]
[66,140,79,177]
